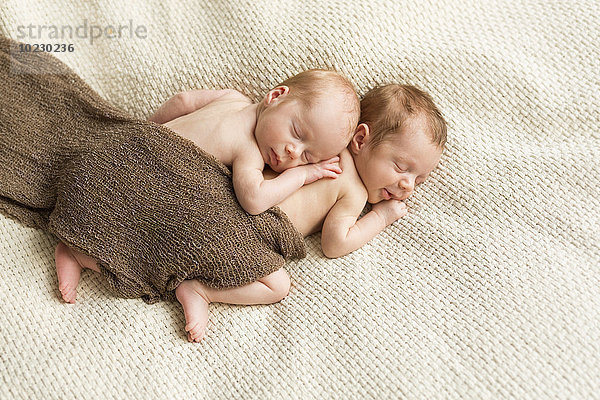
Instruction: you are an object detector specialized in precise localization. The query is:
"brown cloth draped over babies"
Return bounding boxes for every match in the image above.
[0,36,306,304]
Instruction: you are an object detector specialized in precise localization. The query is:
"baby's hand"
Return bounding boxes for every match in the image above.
[301,156,342,185]
[372,200,408,225]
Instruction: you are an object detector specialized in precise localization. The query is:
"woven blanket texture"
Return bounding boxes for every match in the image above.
[0,0,599,399]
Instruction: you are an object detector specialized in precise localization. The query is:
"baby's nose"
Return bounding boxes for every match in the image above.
[399,180,414,192]
[286,144,300,159]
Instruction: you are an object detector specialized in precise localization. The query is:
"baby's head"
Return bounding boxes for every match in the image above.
[255,69,359,172]
[350,84,447,203]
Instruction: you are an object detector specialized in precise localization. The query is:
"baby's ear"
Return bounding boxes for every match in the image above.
[349,123,370,154]
[264,85,290,105]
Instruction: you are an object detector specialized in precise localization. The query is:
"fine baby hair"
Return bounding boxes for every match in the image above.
[359,84,447,149]
[259,69,360,139]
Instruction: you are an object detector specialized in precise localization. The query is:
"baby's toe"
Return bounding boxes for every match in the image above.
[187,331,199,342]
[61,288,77,303]
[187,324,206,342]
[185,321,199,333]
[191,329,205,342]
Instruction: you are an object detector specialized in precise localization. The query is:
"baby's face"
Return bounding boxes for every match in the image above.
[255,89,351,173]
[353,117,442,204]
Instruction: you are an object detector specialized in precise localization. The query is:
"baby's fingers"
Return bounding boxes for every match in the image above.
[321,170,340,179]
[319,156,340,165]
[324,163,342,174]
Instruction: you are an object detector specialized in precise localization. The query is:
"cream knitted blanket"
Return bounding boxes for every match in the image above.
[1,1,598,399]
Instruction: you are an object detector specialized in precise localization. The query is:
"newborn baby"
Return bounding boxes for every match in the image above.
[176,84,448,341]
[55,81,446,345]
[151,69,359,215]
[55,69,359,304]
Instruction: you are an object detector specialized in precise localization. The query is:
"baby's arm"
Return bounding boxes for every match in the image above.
[232,151,342,215]
[320,192,407,258]
[149,89,239,124]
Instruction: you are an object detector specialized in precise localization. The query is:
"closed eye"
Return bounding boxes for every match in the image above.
[394,163,406,172]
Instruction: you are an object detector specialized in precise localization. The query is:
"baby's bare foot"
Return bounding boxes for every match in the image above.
[54,242,82,304]
[175,280,211,342]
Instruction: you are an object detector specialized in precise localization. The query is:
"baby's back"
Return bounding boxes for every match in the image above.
[267,149,363,236]
[164,92,254,166]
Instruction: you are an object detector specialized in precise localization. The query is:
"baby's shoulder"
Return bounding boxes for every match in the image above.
[336,149,367,198]
[220,89,252,103]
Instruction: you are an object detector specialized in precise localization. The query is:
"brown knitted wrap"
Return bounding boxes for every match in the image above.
[0,36,306,303]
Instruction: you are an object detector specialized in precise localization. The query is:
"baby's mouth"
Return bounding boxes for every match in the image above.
[269,148,280,167]
[382,188,392,200]
[383,188,406,200]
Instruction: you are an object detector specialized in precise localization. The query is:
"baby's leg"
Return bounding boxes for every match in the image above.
[175,268,291,342]
[55,242,100,303]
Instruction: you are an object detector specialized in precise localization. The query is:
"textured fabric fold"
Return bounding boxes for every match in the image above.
[0,36,306,303]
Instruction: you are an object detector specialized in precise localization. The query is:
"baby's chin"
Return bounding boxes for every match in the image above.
[367,194,383,204]
[268,162,285,173]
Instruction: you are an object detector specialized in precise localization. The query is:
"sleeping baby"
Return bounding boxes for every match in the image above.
[175,84,447,342]
[54,76,446,344]
[54,69,359,302]
[151,69,357,215]
[1,36,443,342]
